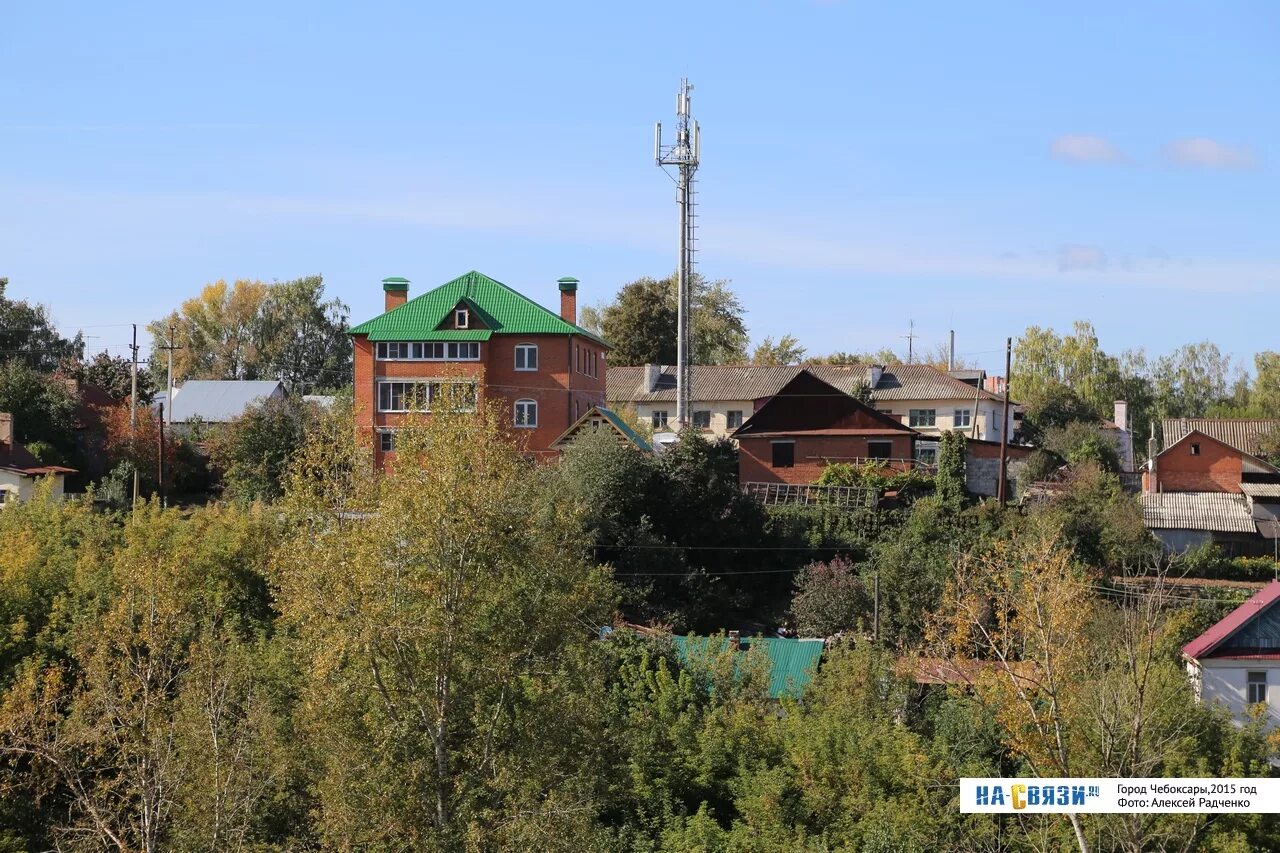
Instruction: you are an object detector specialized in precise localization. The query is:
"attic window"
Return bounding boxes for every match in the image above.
[455,309,470,328]
[1191,443,1201,456]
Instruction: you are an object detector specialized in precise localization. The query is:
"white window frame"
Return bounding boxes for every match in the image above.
[376,341,481,362]
[514,343,538,371]
[378,430,396,453]
[915,443,939,465]
[1248,671,1268,705]
[514,399,538,428]
[953,408,972,428]
[455,308,469,328]
[652,411,669,429]
[376,379,477,413]
[909,408,937,428]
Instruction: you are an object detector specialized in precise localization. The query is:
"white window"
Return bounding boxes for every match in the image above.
[377,380,476,412]
[455,309,469,328]
[652,411,669,429]
[379,431,395,453]
[692,410,711,430]
[515,344,538,371]
[954,408,972,428]
[1248,671,1268,705]
[726,410,743,430]
[909,409,937,428]
[915,443,938,466]
[514,399,538,428]
[375,341,480,361]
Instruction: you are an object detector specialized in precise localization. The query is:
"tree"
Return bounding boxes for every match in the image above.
[272,400,614,846]
[599,273,748,365]
[1013,321,1124,419]
[210,395,316,501]
[1018,381,1099,444]
[934,430,967,508]
[0,360,77,452]
[1044,421,1122,473]
[0,280,84,371]
[1250,351,1280,417]
[791,557,870,637]
[807,348,902,365]
[751,334,806,366]
[1150,342,1232,419]
[68,350,156,404]
[148,275,349,391]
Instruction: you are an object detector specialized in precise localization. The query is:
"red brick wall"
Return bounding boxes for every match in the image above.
[1155,438,1243,493]
[738,434,915,484]
[353,333,607,466]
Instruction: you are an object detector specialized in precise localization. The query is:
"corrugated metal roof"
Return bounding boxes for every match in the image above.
[1163,419,1280,457]
[168,380,284,424]
[1240,482,1280,499]
[1140,491,1258,533]
[672,635,824,699]
[1183,580,1280,659]
[606,362,1005,404]
[349,270,607,344]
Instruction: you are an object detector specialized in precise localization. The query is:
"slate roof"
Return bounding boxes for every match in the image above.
[349,270,607,345]
[606,363,1005,404]
[1240,482,1280,499]
[168,380,284,424]
[1163,419,1280,457]
[672,635,825,699]
[1140,491,1258,533]
[1183,580,1280,660]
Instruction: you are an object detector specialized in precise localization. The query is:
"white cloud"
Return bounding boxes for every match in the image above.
[1050,134,1126,164]
[1163,137,1256,170]
[1057,244,1107,272]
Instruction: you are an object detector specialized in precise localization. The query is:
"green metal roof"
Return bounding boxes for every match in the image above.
[672,635,825,699]
[597,407,652,453]
[350,270,609,345]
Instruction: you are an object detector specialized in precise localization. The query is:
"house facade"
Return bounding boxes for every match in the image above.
[0,414,75,506]
[349,272,608,465]
[1184,580,1280,731]
[606,363,1013,463]
[731,370,920,485]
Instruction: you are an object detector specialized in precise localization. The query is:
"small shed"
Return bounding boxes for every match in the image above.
[672,634,825,699]
[550,406,652,453]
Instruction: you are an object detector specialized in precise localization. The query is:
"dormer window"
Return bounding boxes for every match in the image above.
[455,309,469,328]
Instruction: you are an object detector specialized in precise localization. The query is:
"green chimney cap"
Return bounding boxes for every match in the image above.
[382,276,410,291]
[557,276,579,292]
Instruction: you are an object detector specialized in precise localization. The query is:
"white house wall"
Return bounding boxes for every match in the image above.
[1193,659,1280,729]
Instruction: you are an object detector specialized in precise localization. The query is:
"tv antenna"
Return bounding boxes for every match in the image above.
[901,319,918,363]
[655,78,700,428]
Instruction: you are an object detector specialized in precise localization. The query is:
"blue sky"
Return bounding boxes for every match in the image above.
[2,1,1276,373]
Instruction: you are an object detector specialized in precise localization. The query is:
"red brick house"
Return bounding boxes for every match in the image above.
[1145,429,1280,495]
[348,272,609,465]
[731,370,919,484]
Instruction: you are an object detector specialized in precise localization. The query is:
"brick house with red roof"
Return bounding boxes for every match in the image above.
[1184,580,1280,729]
[731,370,920,484]
[348,272,609,466]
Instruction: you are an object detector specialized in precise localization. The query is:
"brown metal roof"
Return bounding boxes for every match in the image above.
[1141,491,1258,533]
[606,363,1005,404]
[1163,419,1280,457]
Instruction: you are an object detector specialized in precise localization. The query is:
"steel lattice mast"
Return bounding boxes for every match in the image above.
[655,79,700,428]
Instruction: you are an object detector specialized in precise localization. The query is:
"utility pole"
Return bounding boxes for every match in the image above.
[901,320,918,363]
[872,571,880,643]
[155,323,184,427]
[997,337,1012,506]
[130,324,139,507]
[655,79,701,428]
[157,401,166,508]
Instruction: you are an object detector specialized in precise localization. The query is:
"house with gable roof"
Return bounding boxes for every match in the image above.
[348,272,609,464]
[730,369,920,484]
[1184,580,1280,729]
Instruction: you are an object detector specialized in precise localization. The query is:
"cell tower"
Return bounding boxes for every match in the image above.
[655,79,700,428]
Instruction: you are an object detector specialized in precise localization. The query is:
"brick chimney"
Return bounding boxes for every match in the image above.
[558,276,579,324]
[382,277,410,313]
[0,413,12,448]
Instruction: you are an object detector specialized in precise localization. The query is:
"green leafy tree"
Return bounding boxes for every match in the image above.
[1044,420,1122,472]
[68,350,156,404]
[210,395,317,501]
[0,360,77,452]
[272,399,615,847]
[0,279,84,371]
[751,334,806,366]
[791,557,870,637]
[599,273,748,365]
[1149,341,1232,419]
[934,430,967,508]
